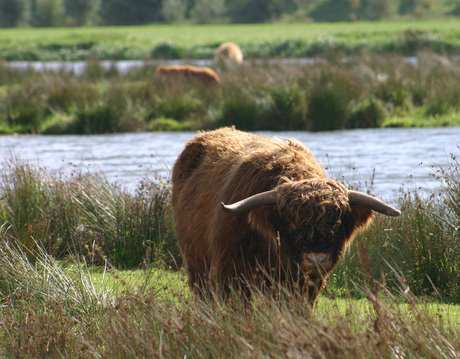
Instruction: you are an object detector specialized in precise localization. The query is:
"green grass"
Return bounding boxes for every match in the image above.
[1,19,460,60]
[0,153,459,356]
[383,111,460,127]
[88,266,189,299]
[91,266,460,323]
[0,19,459,48]
[1,51,460,134]
[0,242,458,358]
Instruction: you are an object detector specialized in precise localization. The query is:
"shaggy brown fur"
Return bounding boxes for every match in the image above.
[214,42,243,69]
[172,127,375,305]
[156,65,222,86]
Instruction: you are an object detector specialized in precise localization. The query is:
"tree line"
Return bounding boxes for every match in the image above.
[0,0,456,27]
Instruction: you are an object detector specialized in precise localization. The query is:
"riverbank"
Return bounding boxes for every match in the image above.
[1,52,460,134]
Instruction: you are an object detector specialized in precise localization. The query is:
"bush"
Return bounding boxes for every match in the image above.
[0,0,29,27]
[258,85,308,131]
[151,41,184,59]
[1,53,460,134]
[217,88,259,130]
[148,117,196,131]
[307,86,348,131]
[3,85,47,133]
[40,113,77,134]
[33,0,65,27]
[75,102,120,134]
[347,96,387,128]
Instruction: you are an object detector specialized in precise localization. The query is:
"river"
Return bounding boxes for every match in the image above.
[9,56,460,75]
[1,127,459,200]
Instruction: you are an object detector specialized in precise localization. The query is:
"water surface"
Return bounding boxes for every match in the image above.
[1,127,459,200]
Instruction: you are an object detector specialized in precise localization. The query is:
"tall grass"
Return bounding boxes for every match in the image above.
[0,153,459,356]
[1,51,460,134]
[1,147,459,302]
[326,150,460,303]
[0,159,179,269]
[0,242,458,357]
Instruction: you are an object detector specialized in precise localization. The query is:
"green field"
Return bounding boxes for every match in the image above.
[1,19,460,60]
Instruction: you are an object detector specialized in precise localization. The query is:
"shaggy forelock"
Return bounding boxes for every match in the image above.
[276,178,350,242]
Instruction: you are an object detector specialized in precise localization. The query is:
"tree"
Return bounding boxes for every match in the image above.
[33,0,65,27]
[0,0,30,27]
[414,0,436,17]
[99,0,162,25]
[365,0,399,20]
[191,0,225,24]
[162,0,188,23]
[64,0,100,25]
[227,0,296,23]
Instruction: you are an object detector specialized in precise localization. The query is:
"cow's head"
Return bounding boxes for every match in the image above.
[222,178,400,299]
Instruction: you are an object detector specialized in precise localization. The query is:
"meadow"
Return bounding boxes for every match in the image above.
[0,20,459,356]
[0,152,459,357]
[1,19,460,61]
[2,20,460,134]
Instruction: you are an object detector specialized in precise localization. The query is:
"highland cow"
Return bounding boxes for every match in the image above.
[172,127,400,305]
[156,65,221,86]
[214,42,243,69]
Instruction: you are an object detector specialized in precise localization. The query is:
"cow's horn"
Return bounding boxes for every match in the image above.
[221,190,278,213]
[348,190,401,216]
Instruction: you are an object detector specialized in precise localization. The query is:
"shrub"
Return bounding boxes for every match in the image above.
[75,102,120,134]
[0,0,29,27]
[217,88,259,130]
[307,86,348,131]
[151,41,184,59]
[258,85,308,131]
[33,0,65,27]
[4,85,47,133]
[148,117,196,131]
[149,90,206,124]
[40,113,77,134]
[347,96,387,128]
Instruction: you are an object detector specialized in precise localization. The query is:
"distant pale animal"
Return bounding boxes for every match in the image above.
[214,42,243,69]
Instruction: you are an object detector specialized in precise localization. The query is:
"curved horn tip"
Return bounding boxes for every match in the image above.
[348,190,401,217]
[221,202,234,213]
[385,207,401,217]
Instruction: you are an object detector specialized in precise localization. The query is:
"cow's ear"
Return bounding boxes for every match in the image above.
[248,206,277,240]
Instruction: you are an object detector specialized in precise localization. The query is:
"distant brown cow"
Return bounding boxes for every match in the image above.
[172,127,400,305]
[156,65,221,86]
[214,42,243,69]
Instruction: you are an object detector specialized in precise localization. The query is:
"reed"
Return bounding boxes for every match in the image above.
[1,52,460,134]
[0,159,179,269]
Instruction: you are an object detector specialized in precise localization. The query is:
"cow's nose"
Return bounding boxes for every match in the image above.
[300,252,331,274]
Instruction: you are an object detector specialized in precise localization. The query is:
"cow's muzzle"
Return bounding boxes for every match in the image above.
[300,252,331,275]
